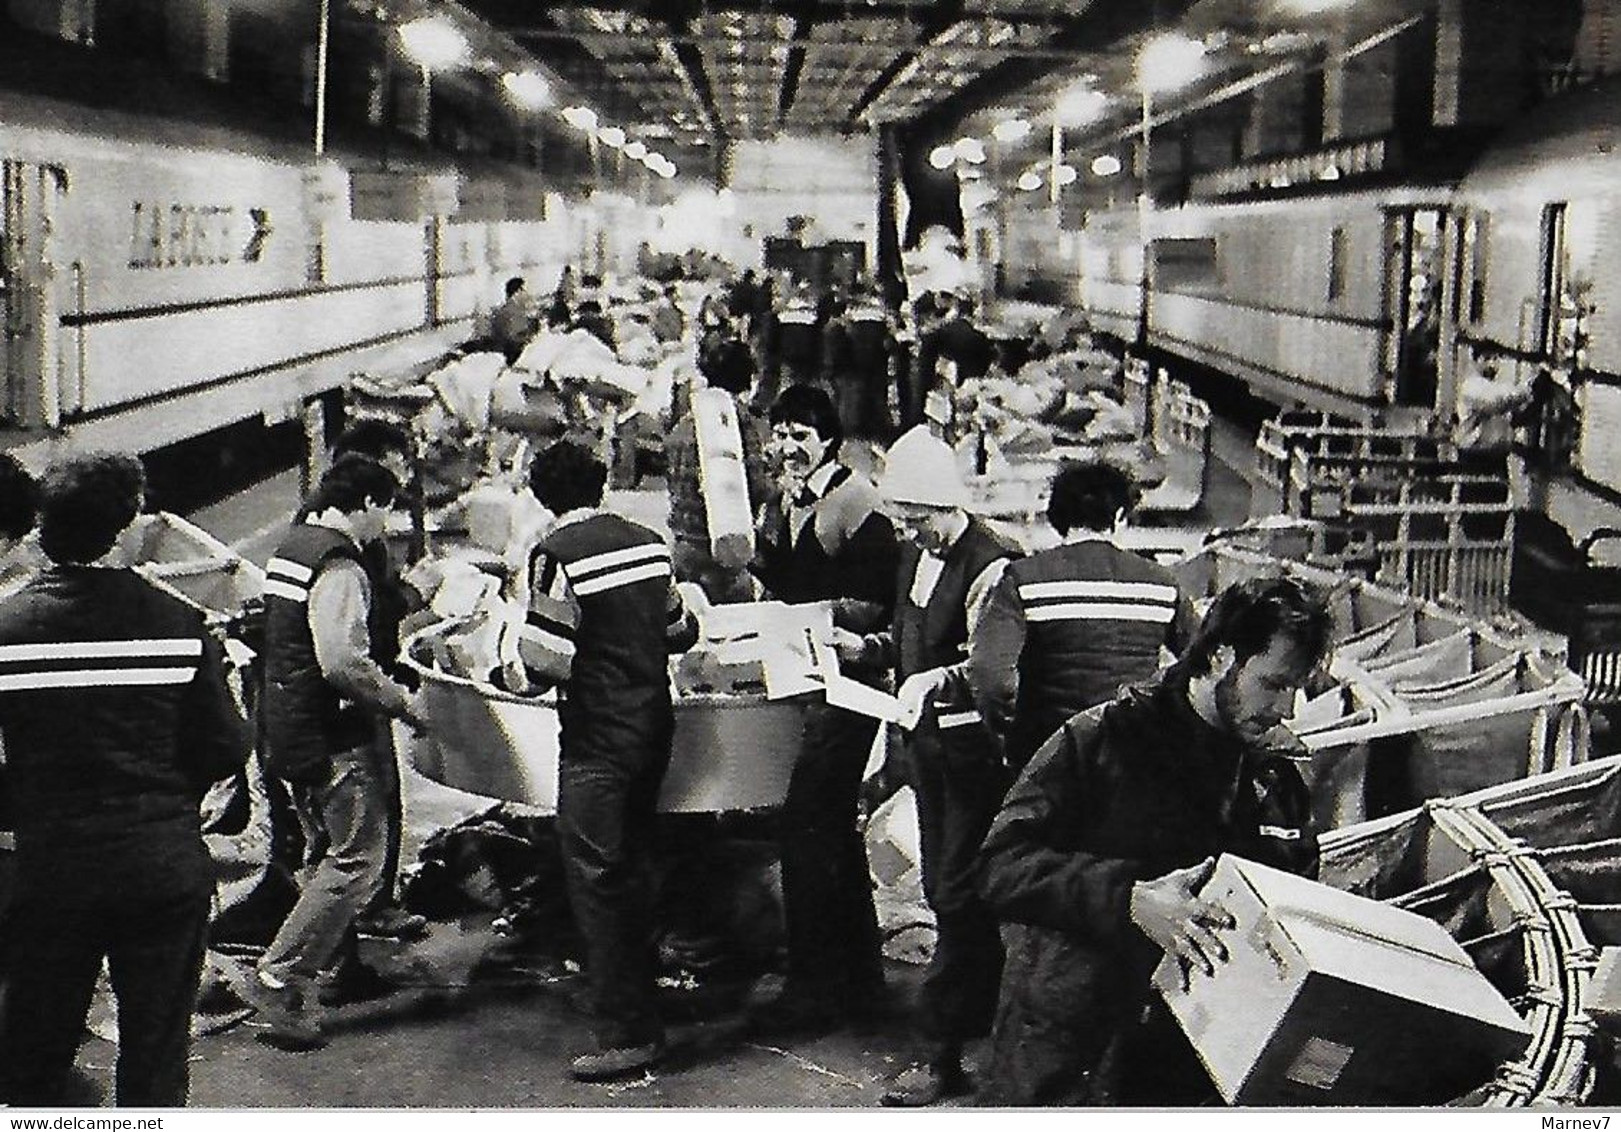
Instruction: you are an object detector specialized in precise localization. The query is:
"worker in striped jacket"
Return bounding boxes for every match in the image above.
[969,459,1197,773]
[0,454,249,1105]
[507,439,699,1083]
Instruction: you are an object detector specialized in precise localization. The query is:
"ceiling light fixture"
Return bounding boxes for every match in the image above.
[1057,83,1109,125]
[598,126,627,148]
[562,106,598,132]
[993,118,1032,142]
[1091,154,1122,177]
[1137,32,1207,92]
[954,137,987,164]
[929,144,956,169]
[624,141,648,160]
[397,15,470,71]
[1055,163,1078,186]
[501,71,551,109]
[1283,0,1354,12]
[1017,171,1043,192]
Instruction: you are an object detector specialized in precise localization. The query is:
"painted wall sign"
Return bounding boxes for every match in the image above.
[127,201,270,269]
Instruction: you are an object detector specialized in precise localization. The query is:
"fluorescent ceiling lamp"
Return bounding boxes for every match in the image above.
[1137,32,1207,92]
[1282,0,1354,12]
[1091,154,1122,176]
[954,137,987,164]
[929,144,956,169]
[397,15,470,71]
[1017,171,1043,192]
[1055,163,1078,186]
[1057,83,1108,124]
[501,71,551,109]
[993,118,1032,142]
[599,126,627,148]
[624,141,648,160]
[562,106,598,132]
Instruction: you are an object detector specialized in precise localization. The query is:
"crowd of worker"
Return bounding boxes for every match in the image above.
[0,257,1335,1110]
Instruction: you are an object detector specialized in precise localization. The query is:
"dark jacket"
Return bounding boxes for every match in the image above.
[752,463,899,618]
[891,520,1017,769]
[970,537,1196,771]
[524,511,698,762]
[977,671,1317,1105]
[0,566,249,903]
[261,525,373,782]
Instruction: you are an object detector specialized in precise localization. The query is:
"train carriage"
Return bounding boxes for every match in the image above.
[0,87,650,466]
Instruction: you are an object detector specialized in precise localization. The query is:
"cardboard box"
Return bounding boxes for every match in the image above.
[1154,855,1531,1106]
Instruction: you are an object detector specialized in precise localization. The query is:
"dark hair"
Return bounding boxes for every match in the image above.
[0,453,39,541]
[699,336,755,395]
[769,384,842,447]
[1048,459,1137,535]
[505,276,526,298]
[332,420,411,465]
[38,453,145,564]
[298,455,398,520]
[1179,576,1333,679]
[528,440,606,514]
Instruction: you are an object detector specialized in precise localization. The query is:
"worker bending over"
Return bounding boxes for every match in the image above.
[977,577,1331,1105]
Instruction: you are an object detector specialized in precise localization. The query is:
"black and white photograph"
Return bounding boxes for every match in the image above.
[0,0,1618,1116]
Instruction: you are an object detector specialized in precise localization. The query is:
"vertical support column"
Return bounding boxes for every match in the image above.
[398,63,431,141]
[165,0,228,82]
[301,397,329,499]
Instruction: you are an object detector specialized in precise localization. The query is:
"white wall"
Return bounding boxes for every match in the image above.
[724,135,879,267]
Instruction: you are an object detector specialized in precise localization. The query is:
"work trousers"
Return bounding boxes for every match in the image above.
[908,734,1008,1062]
[778,701,884,999]
[833,374,890,442]
[0,885,211,1106]
[368,729,405,914]
[260,739,392,985]
[557,723,671,1050]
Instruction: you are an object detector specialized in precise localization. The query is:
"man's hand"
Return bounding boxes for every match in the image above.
[829,627,867,664]
[1259,722,1308,756]
[676,581,710,616]
[896,668,948,731]
[1129,857,1234,990]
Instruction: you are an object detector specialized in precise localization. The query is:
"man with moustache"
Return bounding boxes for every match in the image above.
[976,576,1332,1106]
[749,384,899,1035]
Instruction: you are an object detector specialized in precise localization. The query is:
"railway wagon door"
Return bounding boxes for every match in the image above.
[1382,207,1448,410]
[1,160,68,429]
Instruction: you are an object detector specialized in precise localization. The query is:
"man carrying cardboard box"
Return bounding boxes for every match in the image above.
[976,576,1333,1106]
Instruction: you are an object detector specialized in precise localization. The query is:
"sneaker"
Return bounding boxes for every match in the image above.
[568,1039,666,1082]
[356,906,430,941]
[879,1061,972,1108]
[220,961,326,1051]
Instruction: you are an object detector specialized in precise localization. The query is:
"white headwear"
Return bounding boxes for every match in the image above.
[878,426,970,510]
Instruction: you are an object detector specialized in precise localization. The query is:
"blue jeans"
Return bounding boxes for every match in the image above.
[260,739,391,985]
[556,714,671,1050]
